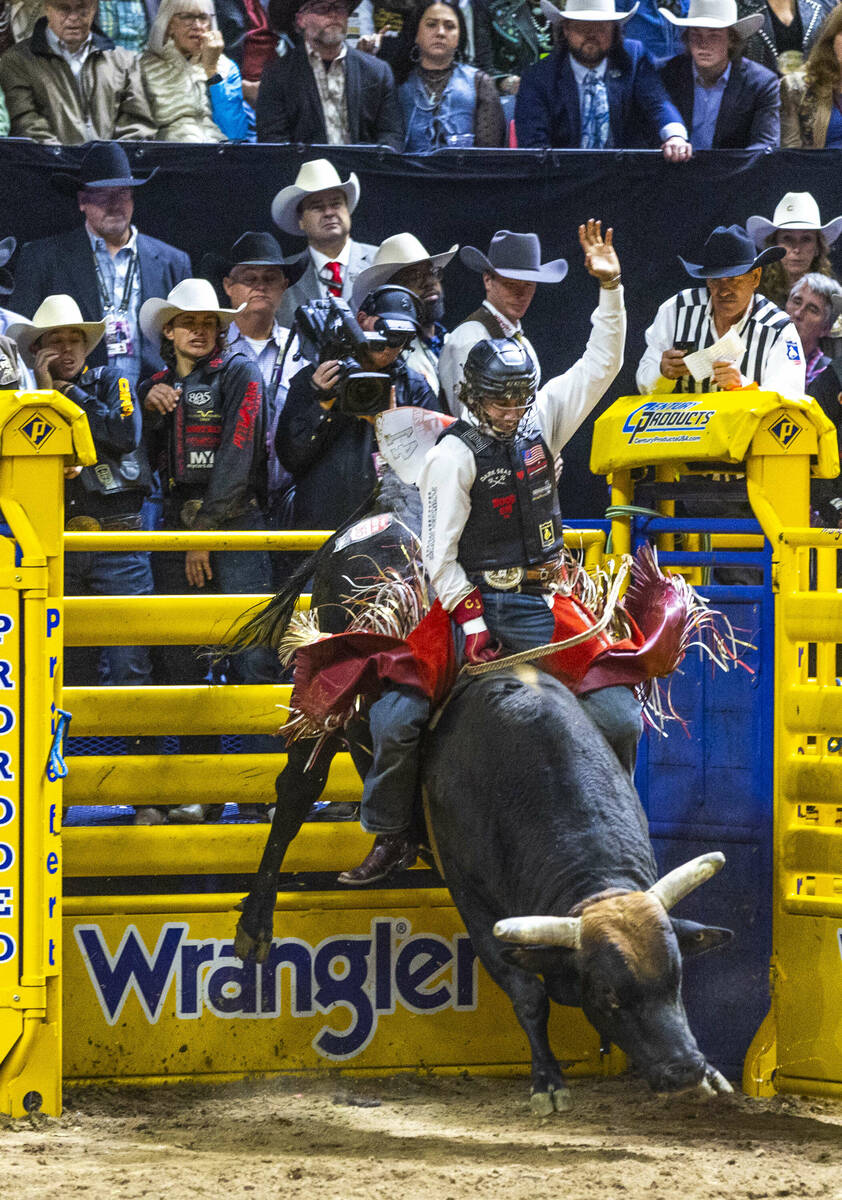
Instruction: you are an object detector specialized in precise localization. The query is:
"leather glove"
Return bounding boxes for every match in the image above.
[451,588,502,665]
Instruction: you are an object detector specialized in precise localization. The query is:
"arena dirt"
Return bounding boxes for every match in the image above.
[3,1072,842,1199]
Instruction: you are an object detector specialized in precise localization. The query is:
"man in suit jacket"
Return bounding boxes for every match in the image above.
[658,0,779,150]
[515,0,692,159]
[10,144,191,388]
[256,0,402,147]
[270,158,377,326]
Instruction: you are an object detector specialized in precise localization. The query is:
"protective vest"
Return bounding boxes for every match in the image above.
[400,63,478,152]
[672,288,792,393]
[169,359,226,486]
[441,418,563,570]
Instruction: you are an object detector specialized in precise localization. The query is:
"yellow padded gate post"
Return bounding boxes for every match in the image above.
[0,389,94,1117]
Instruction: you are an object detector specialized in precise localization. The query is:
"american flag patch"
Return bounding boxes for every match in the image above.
[522,443,547,475]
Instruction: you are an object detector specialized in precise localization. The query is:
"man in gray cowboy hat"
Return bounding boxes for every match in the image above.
[438,229,567,417]
[11,143,191,391]
[515,0,691,159]
[637,223,805,394]
[203,231,308,540]
[271,158,377,327]
[255,0,402,147]
[350,232,459,394]
[658,0,779,150]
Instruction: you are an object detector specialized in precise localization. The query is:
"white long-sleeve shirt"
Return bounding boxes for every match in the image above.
[437,300,541,418]
[419,285,626,611]
[636,288,806,397]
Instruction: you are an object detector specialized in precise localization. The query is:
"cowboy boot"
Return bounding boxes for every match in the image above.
[337,832,418,886]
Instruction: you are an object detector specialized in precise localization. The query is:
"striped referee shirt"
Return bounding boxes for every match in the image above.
[636,287,806,396]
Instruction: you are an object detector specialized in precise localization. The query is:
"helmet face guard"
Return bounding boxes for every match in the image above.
[459,337,539,437]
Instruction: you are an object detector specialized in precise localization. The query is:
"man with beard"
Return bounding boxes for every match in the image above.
[272,159,378,325]
[515,0,691,159]
[256,0,403,147]
[350,232,458,394]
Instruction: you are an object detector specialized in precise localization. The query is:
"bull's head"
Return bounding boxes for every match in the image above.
[493,852,733,1095]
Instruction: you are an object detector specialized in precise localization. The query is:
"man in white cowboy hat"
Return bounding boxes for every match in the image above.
[658,0,780,150]
[138,278,279,823]
[515,0,692,160]
[255,0,402,147]
[350,232,459,393]
[636,223,805,395]
[271,159,378,327]
[7,295,155,702]
[437,229,567,417]
[11,143,192,392]
[746,192,842,312]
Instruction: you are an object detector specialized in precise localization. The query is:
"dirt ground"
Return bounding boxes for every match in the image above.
[4,1073,842,1200]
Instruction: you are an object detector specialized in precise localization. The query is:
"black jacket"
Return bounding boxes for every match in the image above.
[10,225,192,383]
[659,54,780,149]
[256,38,403,148]
[277,359,439,530]
[141,349,267,528]
[64,364,151,520]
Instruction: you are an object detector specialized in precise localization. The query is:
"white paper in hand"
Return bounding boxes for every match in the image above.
[375,406,456,486]
[683,326,745,383]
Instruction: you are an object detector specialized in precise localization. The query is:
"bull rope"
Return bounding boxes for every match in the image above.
[461,559,631,677]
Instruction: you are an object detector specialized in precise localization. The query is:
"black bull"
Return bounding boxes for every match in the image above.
[233,477,734,1111]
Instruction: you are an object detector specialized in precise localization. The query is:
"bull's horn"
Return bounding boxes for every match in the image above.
[493,916,582,949]
[647,852,726,913]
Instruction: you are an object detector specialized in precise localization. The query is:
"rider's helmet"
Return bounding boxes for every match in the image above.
[459,337,538,438]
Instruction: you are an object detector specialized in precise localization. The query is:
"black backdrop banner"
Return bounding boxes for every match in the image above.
[4,140,840,516]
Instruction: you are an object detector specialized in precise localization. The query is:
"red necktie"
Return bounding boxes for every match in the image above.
[324,260,343,297]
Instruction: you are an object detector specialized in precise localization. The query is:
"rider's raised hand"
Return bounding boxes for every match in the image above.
[578,219,621,287]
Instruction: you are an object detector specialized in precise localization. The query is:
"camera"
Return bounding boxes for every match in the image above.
[293,296,392,416]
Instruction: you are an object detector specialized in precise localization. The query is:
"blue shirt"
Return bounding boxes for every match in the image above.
[826,102,842,148]
[569,53,687,145]
[691,62,730,150]
[86,224,142,390]
[96,0,150,53]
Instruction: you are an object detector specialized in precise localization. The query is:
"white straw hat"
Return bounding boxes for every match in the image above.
[746,192,842,249]
[271,159,360,238]
[139,278,245,342]
[658,0,763,36]
[351,233,458,308]
[541,0,639,24]
[7,294,106,364]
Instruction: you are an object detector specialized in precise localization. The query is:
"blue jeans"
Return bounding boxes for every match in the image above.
[63,548,154,686]
[153,506,280,754]
[360,588,643,834]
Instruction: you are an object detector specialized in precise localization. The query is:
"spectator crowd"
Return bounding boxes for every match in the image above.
[2,0,842,149]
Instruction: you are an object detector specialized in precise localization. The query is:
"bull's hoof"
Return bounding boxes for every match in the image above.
[530,1085,572,1116]
[705,1066,734,1095]
[234,917,273,964]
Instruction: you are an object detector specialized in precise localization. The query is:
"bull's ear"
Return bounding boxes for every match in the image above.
[500,945,573,974]
[671,918,734,958]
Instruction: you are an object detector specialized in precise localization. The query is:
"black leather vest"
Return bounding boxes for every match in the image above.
[441,419,563,571]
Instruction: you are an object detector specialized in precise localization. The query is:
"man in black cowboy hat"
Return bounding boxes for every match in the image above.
[203,231,307,540]
[637,223,805,394]
[10,143,191,391]
[438,229,568,416]
[255,0,403,148]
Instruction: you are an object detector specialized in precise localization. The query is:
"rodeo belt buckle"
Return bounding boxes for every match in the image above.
[482,567,524,591]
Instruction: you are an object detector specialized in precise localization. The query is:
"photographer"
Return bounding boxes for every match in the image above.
[277,286,443,531]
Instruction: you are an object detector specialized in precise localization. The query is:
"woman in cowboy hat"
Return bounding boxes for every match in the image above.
[658,0,779,150]
[746,191,842,310]
[7,295,156,707]
[138,278,280,823]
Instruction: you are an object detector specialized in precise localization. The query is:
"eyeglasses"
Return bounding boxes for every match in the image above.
[298,1,350,15]
[173,12,212,23]
[398,266,443,287]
